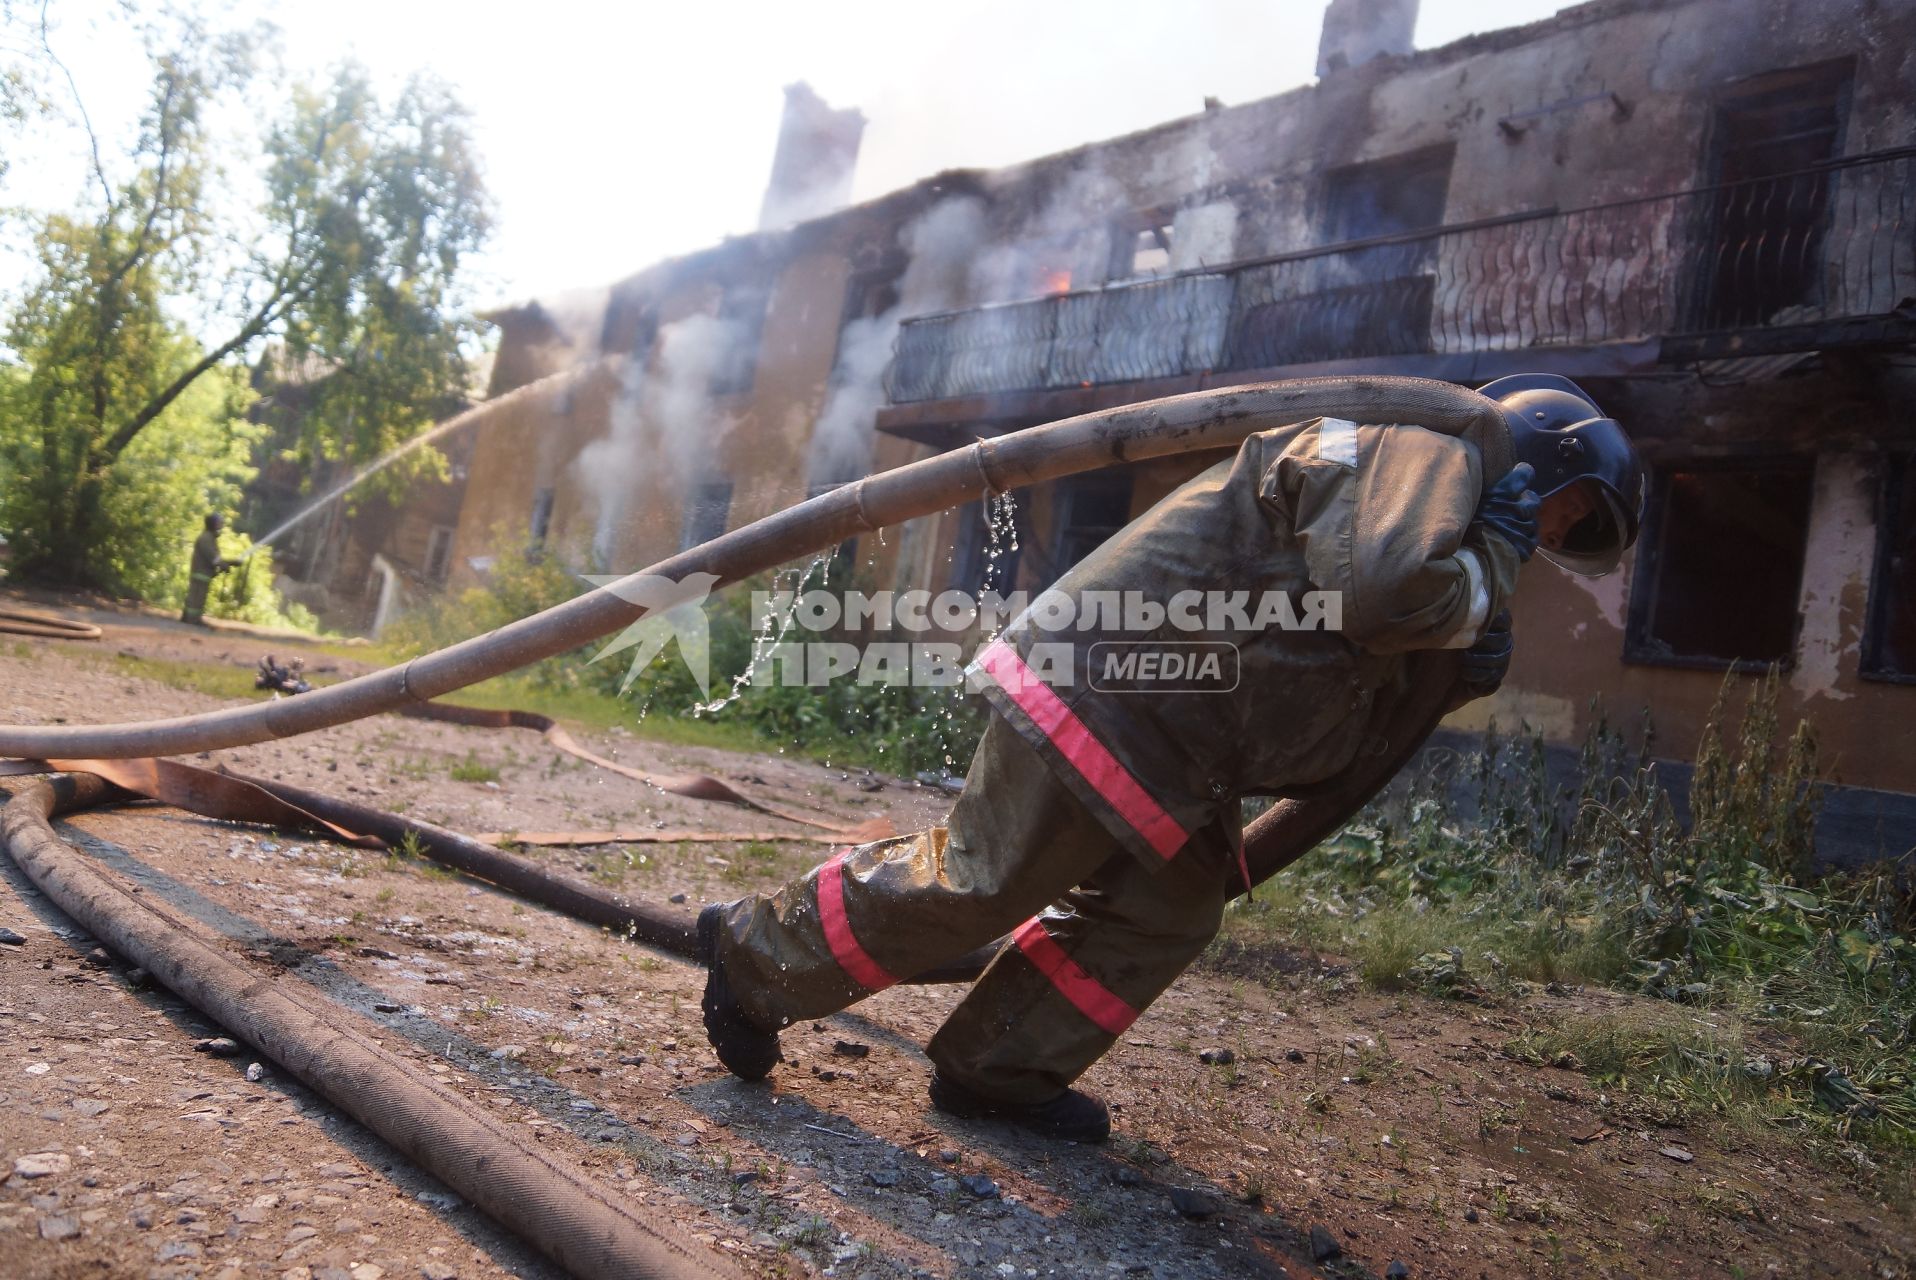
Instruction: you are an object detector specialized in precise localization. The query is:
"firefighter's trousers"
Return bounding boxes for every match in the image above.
[711,713,1232,1104]
[181,572,213,625]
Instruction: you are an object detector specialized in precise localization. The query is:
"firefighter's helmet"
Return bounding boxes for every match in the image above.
[1477,373,1646,577]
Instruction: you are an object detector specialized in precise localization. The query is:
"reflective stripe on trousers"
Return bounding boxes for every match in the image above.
[1010,916,1138,1036]
[975,639,1188,860]
[816,849,898,992]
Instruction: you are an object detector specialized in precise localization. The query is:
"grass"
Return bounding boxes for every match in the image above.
[1506,1008,1760,1103]
[106,652,261,701]
[448,751,500,783]
[1214,674,1916,1166]
[99,636,827,761]
[1221,847,1633,994]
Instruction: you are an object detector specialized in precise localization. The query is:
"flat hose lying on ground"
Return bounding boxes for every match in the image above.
[0,606,102,640]
[238,772,1001,984]
[0,753,1015,983]
[0,773,747,1280]
[0,376,1511,762]
[394,699,892,839]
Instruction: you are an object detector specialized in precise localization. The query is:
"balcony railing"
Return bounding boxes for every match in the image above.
[886,148,1916,404]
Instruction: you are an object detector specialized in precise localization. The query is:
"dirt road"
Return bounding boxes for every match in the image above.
[2,597,1910,1279]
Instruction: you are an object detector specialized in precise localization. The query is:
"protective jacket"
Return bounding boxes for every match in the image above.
[973,416,1520,873]
[189,529,224,582]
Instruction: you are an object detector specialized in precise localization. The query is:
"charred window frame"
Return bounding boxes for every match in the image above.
[424,526,455,584]
[1319,144,1454,244]
[600,294,659,361]
[1237,144,1455,364]
[1686,59,1853,332]
[1106,216,1175,283]
[679,479,734,553]
[710,286,770,396]
[1624,457,1815,672]
[1863,452,1916,684]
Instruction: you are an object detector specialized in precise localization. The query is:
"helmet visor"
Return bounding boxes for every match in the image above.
[1538,486,1630,577]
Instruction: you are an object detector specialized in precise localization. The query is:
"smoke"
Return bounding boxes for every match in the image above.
[803,196,989,487]
[537,287,612,354]
[761,163,861,233]
[968,165,1128,300]
[578,312,742,563]
[805,155,1238,485]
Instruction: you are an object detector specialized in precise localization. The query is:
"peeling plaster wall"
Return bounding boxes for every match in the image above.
[1447,413,1916,794]
[1791,453,1875,706]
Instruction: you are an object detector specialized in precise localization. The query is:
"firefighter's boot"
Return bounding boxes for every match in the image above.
[928,1070,1111,1143]
[698,904,780,1080]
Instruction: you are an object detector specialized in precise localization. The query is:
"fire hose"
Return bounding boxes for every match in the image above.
[0,605,103,640]
[0,375,1508,1277]
[0,376,1508,761]
[1,773,747,1280]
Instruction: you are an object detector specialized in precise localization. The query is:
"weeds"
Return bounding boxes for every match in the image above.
[449,752,500,783]
[1217,672,1915,1159]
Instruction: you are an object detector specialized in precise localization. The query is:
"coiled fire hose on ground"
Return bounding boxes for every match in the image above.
[0,376,1508,1278]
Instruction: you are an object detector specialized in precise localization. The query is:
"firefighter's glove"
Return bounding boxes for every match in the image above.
[1473,462,1541,562]
[1459,609,1512,701]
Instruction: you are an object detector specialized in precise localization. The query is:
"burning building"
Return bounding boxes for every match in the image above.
[445,0,1916,861]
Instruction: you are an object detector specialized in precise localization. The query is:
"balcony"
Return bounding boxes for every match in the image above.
[882,148,1916,427]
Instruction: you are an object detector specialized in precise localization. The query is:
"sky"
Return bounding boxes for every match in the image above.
[7,0,1572,310]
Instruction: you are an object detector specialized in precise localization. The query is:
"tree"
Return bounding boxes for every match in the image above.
[0,13,490,592]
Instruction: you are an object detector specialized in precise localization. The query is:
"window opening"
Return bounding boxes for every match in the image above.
[529,487,556,550]
[1625,460,1814,669]
[424,526,454,583]
[1052,472,1135,578]
[710,287,770,395]
[1689,61,1852,330]
[1108,222,1174,282]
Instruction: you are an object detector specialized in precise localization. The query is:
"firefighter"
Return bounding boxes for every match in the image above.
[180,514,237,626]
[697,374,1645,1143]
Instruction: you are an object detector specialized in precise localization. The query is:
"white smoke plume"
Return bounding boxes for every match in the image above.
[804,196,989,487]
[968,164,1128,301]
[579,312,742,563]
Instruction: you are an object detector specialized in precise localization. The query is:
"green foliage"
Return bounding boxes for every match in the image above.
[448,752,500,784]
[199,532,319,631]
[264,65,491,495]
[0,13,488,601]
[380,535,583,659]
[0,317,258,593]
